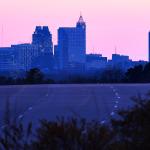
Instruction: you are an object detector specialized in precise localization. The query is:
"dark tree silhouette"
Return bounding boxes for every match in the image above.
[100,68,124,83]
[110,94,150,150]
[25,68,44,84]
[125,65,144,82]
[124,63,150,83]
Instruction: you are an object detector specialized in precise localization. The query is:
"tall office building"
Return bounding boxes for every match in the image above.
[148,32,150,62]
[57,15,86,71]
[11,44,39,71]
[32,26,55,72]
[32,26,53,55]
[0,47,15,72]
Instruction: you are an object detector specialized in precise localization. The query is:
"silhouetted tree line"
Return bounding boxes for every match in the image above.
[124,63,150,83]
[1,63,150,84]
[0,68,55,85]
[1,92,150,150]
[61,62,150,83]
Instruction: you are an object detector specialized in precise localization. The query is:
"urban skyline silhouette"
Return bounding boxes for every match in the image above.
[0,0,149,60]
[0,15,148,76]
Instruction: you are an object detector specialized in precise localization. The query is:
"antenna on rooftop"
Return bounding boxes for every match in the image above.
[92,45,95,54]
[1,25,4,47]
[80,11,82,16]
[115,46,117,54]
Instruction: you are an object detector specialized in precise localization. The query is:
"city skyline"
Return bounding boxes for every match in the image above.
[0,0,150,61]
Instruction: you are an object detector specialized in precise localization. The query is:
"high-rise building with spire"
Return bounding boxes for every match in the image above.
[76,15,86,29]
[56,15,86,71]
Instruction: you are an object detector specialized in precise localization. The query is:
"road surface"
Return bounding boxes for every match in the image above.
[0,84,150,128]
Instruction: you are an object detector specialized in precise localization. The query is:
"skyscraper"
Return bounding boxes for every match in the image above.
[32,26,54,73]
[148,32,150,62]
[32,26,53,55]
[57,15,86,71]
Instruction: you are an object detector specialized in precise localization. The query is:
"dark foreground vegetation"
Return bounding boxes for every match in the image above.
[0,63,150,85]
[1,93,150,150]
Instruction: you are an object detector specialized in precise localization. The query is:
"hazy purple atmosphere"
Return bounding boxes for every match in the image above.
[0,0,150,60]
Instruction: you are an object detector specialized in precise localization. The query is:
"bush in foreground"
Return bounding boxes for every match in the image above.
[109,94,150,150]
[0,118,113,150]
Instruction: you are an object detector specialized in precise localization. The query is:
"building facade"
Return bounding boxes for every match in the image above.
[11,44,39,71]
[57,15,86,71]
[148,32,150,62]
[0,47,15,72]
[86,54,107,70]
[32,26,55,73]
[107,54,132,71]
[32,26,53,55]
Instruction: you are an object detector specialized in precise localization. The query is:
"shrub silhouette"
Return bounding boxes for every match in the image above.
[109,94,150,150]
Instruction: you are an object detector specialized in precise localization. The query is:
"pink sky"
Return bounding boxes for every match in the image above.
[0,0,150,60]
